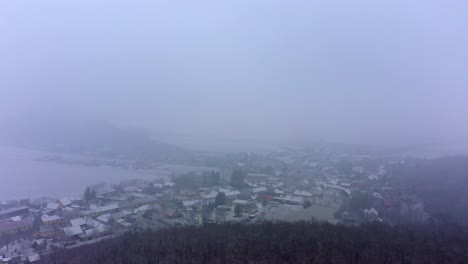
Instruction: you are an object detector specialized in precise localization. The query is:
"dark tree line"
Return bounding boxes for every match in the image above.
[41,221,467,264]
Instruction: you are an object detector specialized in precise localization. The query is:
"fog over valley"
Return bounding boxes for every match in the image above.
[1,1,468,147]
[0,1,467,263]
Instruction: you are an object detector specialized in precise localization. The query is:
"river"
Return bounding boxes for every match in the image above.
[0,147,170,201]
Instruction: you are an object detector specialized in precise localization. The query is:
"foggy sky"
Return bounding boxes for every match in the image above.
[1,0,468,146]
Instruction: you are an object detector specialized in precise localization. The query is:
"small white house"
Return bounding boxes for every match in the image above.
[232,199,248,206]
[252,187,267,194]
[293,190,313,197]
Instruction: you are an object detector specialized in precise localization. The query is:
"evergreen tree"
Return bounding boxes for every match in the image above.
[91,189,97,200]
[210,171,220,186]
[84,187,97,202]
[234,204,242,217]
[215,192,226,207]
[230,170,246,188]
[84,187,91,202]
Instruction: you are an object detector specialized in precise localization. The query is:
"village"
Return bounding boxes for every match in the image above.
[0,148,428,263]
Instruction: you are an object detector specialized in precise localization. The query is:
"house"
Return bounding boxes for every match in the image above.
[364,208,381,222]
[224,190,241,200]
[311,188,323,196]
[39,225,60,238]
[1,256,22,264]
[125,192,150,200]
[0,257,11,263]
[32,239,46,249]
[339,182,351,188]
[46,203,60,211]
[293,190,313,198]
[247,173,270,180]
[258,193,274,202]
[10,256,22,264]
[132,197,158,207]
[352,167,365,174]
[96,214,112,223]
[84,204,119,217]
[378,168,387,176]
[65,217,107,239]
[232,199,248,206]
[70,217,102,229]
[59,197,72,207]
[41,214,63,225]
[326,185,352,196]
[0,215,34,235]
[202,191,218,204]
[273,182,285,188]
[116,219,131,228]
[96,186,117,197]
[10,216,21,222]
[273,195,304,205]
[123,186,140,193]
[218,188,231,193]
[328,178,339,185]
[164,181,175,187]
[164,208,178,218]
[61,207,82,220]
[27,254,40,263]
[134,205,152,214]
[183,200,199,208]
[0,206,29,219]
[364,208,378,216]
[273,189,285,195]
[315,181,327,189]
[63,225,83,238]
[85,225,109,238]
[401,194,419,204]
[112,210,132,221]
[252,187,268,194]
[245,181,256,187]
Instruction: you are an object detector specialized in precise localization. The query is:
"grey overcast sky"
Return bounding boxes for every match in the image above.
[1,0,467,146]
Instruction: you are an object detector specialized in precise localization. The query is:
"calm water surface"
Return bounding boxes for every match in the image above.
[0,147,168,201]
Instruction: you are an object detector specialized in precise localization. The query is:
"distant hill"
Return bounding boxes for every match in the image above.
[0,113,189,162]
[40,221,467,264]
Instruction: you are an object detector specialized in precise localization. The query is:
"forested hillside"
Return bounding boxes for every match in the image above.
[41,221,467,264]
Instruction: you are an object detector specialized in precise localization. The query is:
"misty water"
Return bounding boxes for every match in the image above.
[0,147,167,201]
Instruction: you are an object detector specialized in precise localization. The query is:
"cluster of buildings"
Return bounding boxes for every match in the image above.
[0,183,169,263]
[0,169,350,263]
[266,149,429,225]
[0,147,430,263]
